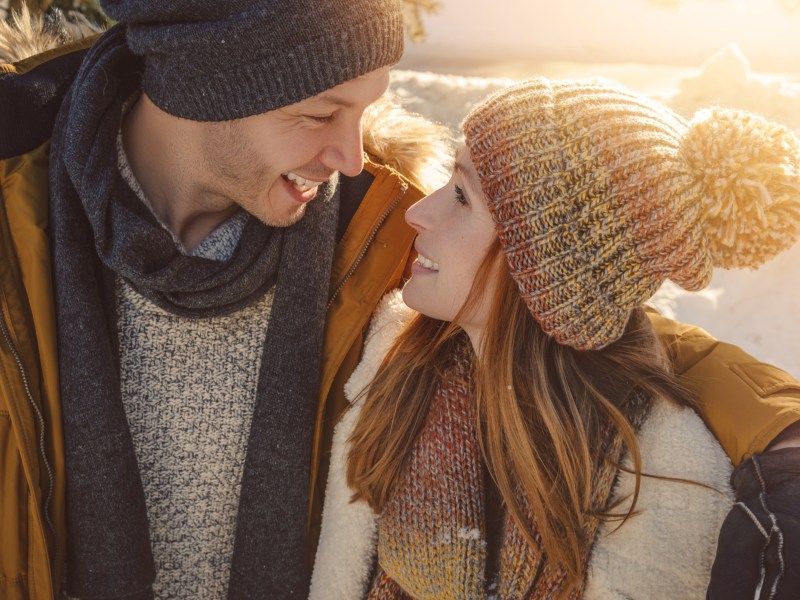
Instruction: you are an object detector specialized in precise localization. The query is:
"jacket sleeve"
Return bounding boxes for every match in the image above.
[648,307,800,464]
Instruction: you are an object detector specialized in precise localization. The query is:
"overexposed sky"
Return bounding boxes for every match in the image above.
[402,0,800,72]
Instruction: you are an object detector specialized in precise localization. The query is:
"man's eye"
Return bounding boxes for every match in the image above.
[306,114,334,123]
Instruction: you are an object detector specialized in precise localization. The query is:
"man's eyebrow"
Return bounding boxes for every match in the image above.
[311,92,356,108]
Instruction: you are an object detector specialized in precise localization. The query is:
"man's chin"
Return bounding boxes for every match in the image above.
[259,204,307,228]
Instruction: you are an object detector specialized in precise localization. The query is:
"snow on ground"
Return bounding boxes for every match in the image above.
[390,46,800,375]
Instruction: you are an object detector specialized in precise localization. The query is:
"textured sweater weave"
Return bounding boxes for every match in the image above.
[116,141,271,599]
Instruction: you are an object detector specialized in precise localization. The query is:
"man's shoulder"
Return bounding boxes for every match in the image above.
[646,306,720,371]
[647,305,800,392]
[1,25,98,160]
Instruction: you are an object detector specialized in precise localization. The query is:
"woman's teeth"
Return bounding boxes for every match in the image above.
[416,253,439,271]
[283,172,322,192]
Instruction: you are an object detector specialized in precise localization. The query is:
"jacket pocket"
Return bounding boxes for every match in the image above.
[731,362,800,397]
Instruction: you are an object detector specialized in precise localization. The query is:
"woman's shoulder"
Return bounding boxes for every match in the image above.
[585,399,734,599]
[637,399,735,482]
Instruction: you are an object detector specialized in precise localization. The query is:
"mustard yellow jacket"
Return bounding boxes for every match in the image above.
[1,37,799,600]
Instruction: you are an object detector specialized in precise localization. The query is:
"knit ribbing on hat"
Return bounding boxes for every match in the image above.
[101,0,404,121]
[463,78,800,350]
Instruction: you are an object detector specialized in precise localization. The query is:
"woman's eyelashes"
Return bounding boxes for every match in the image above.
[454,184,468,206]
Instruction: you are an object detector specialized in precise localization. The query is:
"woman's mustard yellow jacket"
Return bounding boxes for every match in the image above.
[1,36,799,600]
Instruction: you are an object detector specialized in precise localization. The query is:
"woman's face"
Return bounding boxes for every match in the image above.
[403,148,499,346]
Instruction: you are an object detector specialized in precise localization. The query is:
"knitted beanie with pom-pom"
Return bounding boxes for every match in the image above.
[463,78,800,350]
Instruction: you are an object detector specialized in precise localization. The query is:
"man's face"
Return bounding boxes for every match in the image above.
[197,66,391,227]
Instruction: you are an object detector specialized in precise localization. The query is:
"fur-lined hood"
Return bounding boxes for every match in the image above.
[0,5,98,63]
[0,6,452,195]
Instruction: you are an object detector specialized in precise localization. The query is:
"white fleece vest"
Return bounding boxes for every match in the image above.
[310,291,734,600]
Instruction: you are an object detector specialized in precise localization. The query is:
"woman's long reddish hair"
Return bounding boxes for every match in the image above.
[347,239,696,586]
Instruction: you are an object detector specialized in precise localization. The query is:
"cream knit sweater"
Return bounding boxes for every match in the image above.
[116,141,273,599]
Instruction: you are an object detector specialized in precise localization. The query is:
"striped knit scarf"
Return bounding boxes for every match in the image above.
[369,347,631,599]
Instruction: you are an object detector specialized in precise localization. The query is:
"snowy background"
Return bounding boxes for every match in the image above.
[390,0,800,374]
[1,0,796,374]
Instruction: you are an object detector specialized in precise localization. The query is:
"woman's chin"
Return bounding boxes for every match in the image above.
[401,281,435,318]
[401,283,420,312]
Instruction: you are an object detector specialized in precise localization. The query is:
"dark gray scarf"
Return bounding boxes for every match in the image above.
[50,25,337,599]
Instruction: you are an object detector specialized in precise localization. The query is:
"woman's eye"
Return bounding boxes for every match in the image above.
[454,184,468,205]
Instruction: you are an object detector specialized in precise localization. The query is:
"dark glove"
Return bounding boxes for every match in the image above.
[707,447,800,600]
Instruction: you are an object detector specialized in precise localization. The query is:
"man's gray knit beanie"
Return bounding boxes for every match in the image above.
[99,0,404,122]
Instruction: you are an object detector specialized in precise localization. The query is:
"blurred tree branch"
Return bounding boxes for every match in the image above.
[50,0,108,25]
[3,0,109,25]
[403,0,440,42]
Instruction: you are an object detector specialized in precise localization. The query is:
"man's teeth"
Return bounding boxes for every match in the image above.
[416,253,439,271]
[284,172,322,192]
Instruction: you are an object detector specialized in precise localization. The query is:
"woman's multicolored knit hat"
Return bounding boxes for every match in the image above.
[463,78,800,350]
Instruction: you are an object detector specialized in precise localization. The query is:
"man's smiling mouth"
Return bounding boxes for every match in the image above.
[282,171,327,192]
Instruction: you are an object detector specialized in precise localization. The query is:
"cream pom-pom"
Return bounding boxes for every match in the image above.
[680,107,800,269]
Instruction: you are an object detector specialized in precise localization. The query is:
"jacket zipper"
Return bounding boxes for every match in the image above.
[326,181,408,312]
[0,303,56,541]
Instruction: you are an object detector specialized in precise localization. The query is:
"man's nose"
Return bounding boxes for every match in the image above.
[323,121,365,177]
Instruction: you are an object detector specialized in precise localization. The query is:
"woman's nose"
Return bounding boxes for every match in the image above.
[405,189,440,231]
